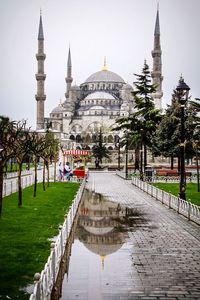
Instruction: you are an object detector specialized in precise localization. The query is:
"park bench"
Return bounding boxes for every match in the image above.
[156,170,192,181]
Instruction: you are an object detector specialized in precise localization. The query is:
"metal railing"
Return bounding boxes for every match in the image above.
[3,166,54,197]
[132,177,200,225]
[29,179,86,300]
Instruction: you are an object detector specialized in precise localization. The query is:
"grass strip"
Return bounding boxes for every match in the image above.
[0,181,80,300]
[152,182,200,206]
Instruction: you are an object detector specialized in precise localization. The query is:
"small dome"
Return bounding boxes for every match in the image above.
[85,91,115,100]
[70,85,80,90]
[85,69,125,84]
[51,104,65,114]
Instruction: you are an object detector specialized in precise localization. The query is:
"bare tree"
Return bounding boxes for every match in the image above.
[13,121,32,207]
[0,116,17,217]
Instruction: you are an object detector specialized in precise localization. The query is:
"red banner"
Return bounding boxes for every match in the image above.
[64,150,90,156]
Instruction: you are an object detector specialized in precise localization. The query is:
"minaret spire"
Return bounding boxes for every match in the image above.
[38,12,44,40]
[35,12,46,130]
[65,47,73,99]
[151,6,163,110]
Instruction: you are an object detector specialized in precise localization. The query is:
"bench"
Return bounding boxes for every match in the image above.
[156,170,192,178]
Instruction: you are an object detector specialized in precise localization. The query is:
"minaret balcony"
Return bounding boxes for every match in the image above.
[35,74,46,80]
[65,77,73,83]
[151,50,161,57]
[36,53,46,60]
[35,95,46,101]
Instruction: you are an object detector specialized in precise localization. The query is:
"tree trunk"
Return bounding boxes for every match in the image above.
[144,144,147,170]
[47,160,50,187]
[18,163,23,208]
[54,160,57,183]
[43,160,46,191]
[178,156,181,174]
[134,147,140,170]
[0,164,4,218]
[33,157,37,197]
[170,155,174,170]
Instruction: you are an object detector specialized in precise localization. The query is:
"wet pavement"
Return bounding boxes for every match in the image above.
[56,172,200,300]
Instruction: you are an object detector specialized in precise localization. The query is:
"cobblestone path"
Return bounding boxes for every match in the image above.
[61,172,200,300]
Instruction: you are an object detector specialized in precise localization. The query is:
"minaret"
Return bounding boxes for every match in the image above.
[35,12,46,130]
[151,7,163,110]
[65,47,73,99]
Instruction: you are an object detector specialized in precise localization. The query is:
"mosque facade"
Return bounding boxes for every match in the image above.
[35,9,163,152]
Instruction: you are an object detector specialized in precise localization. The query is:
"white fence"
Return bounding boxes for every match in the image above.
[132,177,200,225]
[29,179,86,300]
[3,166,54,197]
[4,169,33,179]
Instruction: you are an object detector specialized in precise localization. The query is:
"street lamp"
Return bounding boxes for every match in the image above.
[124,131,129,179]
[115,137,121,171]
[176,76,190,200]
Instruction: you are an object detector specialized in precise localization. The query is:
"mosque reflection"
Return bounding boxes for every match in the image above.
[76,189,140,262]
[52,188,144,299]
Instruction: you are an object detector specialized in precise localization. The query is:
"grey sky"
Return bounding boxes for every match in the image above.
[0,0,199,129]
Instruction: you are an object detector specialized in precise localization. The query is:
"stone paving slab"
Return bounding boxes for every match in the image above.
[85,172,200,300]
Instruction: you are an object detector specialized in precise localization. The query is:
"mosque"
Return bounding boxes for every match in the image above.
[35,9,163,153]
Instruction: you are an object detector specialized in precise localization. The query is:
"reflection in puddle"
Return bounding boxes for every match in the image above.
[51,188,146,300]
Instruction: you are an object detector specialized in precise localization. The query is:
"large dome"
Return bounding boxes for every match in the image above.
[85,91,115,100]
[85,69,125,84]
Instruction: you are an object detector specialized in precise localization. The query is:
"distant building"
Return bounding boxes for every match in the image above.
[35,9,163,153]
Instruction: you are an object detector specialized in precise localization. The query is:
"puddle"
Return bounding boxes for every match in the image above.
[51,188,147,300]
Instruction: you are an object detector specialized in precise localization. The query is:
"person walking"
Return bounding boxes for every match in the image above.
[58,162,63,181]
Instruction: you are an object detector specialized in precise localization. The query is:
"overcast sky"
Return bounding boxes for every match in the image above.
[1,0,200,129]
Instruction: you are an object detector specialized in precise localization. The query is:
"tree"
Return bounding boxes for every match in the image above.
[92,129,110,166]
[132,60,161,168]
[113,114,143,170]
[113,61,161,171]
[0,116,17,217]
[153,91,198,169]
[30,132,46,197]
[40,130,59,190]
[13,121,33,207]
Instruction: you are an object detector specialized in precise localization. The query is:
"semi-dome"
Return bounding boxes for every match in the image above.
[123,83,133,90]
[85,91,115,100]
[85,69,125,84]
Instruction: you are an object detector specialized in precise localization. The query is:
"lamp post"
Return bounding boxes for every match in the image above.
[193,140,200,192]
[140,128,144,181]
[176,76,190,200]
[116,138,121,171]
[124,131,129,179]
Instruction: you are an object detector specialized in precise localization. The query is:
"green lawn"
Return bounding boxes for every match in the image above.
[152,182,200,206]
[0,182,80,300]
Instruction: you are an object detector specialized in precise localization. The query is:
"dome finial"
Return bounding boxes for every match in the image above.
[100,255,105,269]
[101,56,108,71]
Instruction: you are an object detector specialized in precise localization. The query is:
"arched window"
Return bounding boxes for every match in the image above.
[76,135,82,143]
[108,146,113,150]
[69,135,75,140]
[108,135,114,143]
[85,134,91,143]
[92,135,97,142]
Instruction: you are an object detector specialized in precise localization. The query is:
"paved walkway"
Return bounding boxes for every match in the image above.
[84,172,200,299]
